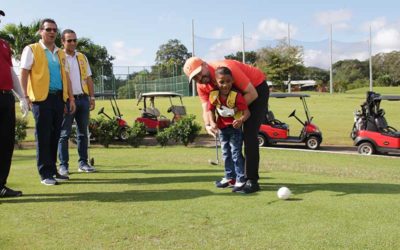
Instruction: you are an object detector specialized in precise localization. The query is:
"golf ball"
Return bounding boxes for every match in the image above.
[277,187,291,200]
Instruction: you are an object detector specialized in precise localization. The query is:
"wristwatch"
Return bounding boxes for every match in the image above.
[90,96,95,100]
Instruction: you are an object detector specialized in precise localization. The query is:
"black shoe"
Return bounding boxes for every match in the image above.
[0,186,23,198]
[54,173,69,182]
[232,181,246,193]
[215,178,235,188]
[242,180,260,194]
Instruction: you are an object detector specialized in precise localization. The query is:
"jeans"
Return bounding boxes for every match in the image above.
[32,93,64,180]
[58,96,90,169]
[219,126,245,183]
[0,93,15,188]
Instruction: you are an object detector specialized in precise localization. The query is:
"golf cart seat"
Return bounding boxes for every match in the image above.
[266,111,288,129]
[375,110,400,137]
[142,108,160,119]
[169,105,187,116]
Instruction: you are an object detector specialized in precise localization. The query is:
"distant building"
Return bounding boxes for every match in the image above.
[284,80,317,91]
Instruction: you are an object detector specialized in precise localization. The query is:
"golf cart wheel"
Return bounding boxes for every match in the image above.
[305,136,320,150]
[358,142,374,155]
[258,134,267,147]
[119,128,129,141]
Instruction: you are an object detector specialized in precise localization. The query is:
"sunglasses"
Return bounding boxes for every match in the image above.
[66,39,77,43]
[43,28,58,33]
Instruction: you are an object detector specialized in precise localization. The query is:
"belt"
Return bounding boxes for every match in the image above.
[48,90,62,95]
[73,94,87,99]
[0,89,13,94]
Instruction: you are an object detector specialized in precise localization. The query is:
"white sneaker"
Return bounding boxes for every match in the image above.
[41,178,57,186]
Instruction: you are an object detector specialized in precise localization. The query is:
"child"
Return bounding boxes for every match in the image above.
[208,67,250,191]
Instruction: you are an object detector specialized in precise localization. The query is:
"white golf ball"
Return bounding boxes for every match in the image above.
[277,187,291,200]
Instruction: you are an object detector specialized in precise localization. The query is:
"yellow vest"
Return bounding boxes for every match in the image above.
[27,43,69,102]
[209,90,243,120]
[76,52,90,95]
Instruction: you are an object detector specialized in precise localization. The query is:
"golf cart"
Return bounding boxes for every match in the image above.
[258,93,322,149]
[95,92,129,141]
[351,91,400,155]
[135,92,187,134]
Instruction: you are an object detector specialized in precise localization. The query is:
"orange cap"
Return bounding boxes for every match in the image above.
[183,57,204,82]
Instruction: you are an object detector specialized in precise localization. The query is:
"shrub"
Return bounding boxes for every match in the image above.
[156,115,201,147]
[127,122,146,147]
[155,129,171,147]
[15,117,28,148]
[95,117,119,148]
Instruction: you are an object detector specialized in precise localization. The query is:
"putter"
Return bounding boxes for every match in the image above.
[208,134,219,165]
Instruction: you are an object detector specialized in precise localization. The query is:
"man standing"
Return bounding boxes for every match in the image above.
[0,10,29,197]
[58,29,96,176]
[184,57,269,194]
[20,18,76,186]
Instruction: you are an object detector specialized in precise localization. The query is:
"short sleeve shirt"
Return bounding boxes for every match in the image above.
[208,91,248,129]
[197,60,266,103]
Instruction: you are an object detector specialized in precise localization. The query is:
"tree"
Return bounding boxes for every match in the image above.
[225,51,257,64]
[0,21,41,61]
[0,20,114,88]
[154,39,191,77]
[372,51,400,86]
[256,40,304,90]
[332,59,369,90]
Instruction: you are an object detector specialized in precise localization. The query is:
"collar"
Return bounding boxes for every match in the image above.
[39,39,59,53]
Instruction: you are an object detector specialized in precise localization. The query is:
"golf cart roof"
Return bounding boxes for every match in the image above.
[270,93,310,98]
[139,92,183,98]
[377,95,400,101]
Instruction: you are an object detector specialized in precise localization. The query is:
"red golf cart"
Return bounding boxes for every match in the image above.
[351,91,400,155]
[135,92,187,134]
[258,93,322,149]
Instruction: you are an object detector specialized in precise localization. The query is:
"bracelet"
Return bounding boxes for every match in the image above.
[90,97,95,100]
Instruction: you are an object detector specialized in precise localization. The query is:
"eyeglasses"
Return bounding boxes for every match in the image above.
[66,39,77,43]
[44,28,58,33]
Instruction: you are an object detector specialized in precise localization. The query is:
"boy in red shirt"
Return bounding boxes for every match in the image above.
[208,67,250,191]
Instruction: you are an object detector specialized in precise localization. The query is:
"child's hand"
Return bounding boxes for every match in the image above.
[232,118,244,129]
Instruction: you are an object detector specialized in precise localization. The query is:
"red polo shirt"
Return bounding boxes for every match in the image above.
[197,59,266,103]
[0,39,13,90]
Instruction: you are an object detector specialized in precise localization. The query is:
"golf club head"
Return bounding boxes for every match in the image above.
[208,159,219,165]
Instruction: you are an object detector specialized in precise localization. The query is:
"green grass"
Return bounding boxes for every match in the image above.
[19,87,400,145]
[1,146,400,249]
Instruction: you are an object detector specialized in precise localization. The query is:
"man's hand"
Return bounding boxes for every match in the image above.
[19,98,30,118]
[217,105,235,117]
[90,97,95,111]
[69,99,76,114]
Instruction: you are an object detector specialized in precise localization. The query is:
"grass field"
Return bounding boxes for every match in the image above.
[19,87,400,146]
[1,145,400,249]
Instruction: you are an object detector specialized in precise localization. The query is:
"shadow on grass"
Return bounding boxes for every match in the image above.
[93,168,223,174]
[262,182,400,196]
[1,189,231,203]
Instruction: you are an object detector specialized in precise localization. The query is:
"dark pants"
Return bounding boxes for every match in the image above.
[243,81,269,181]
[0,92,15,188]
[32,93,64,180]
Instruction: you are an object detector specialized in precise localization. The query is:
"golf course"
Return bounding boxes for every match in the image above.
[1,87,399,249]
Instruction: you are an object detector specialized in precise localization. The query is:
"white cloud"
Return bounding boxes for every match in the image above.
[110,41,145,66]
[362,17,387,31]
[373,28,400,53]
[256,18,295,39]
[203,36,243,61]
[212,27,224,38]
[314,9,352,29]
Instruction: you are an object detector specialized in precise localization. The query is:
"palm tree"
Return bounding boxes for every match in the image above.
[0,20,41,61]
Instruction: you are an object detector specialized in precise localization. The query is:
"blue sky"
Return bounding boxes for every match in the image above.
[2,0,400,68]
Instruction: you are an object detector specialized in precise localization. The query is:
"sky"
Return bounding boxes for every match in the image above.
[2,0,400,69]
